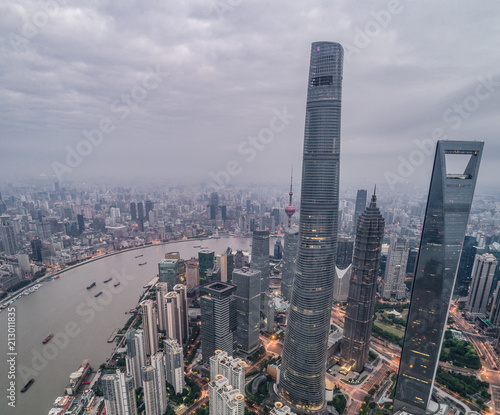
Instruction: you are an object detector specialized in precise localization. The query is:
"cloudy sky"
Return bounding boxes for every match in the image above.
[1,0,499,191]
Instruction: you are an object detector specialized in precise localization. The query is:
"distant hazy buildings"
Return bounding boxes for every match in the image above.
[382,235,409,300]
[353,189,367,231]
[0,216,17,255]
[201,281,237,362]
[341,192,384,373]
[232,268,261,354]
[281,226,298,302]
[102,370,138,415]
[279,41,344,412]
[394,140,483,414]
[164,339,185,395]
[466,253,497,315]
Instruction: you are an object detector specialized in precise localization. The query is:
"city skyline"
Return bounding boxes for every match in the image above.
[1,2,500,190]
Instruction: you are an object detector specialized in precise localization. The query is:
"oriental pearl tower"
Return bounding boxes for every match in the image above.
[285,168,295,228]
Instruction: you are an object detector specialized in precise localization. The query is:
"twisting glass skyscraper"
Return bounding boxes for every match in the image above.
[279,41,343,413]
[394,140,483,414]
[340,191,384,373]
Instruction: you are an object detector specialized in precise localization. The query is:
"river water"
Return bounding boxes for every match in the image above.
[0,236,265,415]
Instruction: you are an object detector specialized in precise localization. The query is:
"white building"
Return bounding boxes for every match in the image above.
[209,350,245,393]
[164,339,185,394]
[208,375,245,415]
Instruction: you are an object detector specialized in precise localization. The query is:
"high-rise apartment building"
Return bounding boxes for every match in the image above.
[466,253,498,315]
[151,352,167,415]
[102,370,138,415]
[173,284,189,342]
[201,282,237,362]
[125,329,146,389]
[340,192,385,373]
[382,235,409,300]
[208,375,245,415]
[140,300,158,356]
[279,41,344,413]
[142,366,161,415]
[210,350,246,393]
[165,291,183,345]
[155,282,169,332]
[281,226,299,302]
[232,267,261,354]
[394,140,483,414]
[164,339,185,395]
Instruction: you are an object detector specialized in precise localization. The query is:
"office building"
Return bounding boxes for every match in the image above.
[0,192,6,215]
[220,252,228,282]
[336,237,354,270]
[185,259,200,289]
[454,236,478,297]
[209,375,245,415]
[279,41,344,412]
[489,282,500,326]
[125,329,146,389]
[173,284,189,342]
[382,235,409,300]
[201,282,237,362]
[281,227,299,302]
[210,350,246,393]
[340,191,385,373]
[226,247,234,283]
[251,230,270,304]
[274,239,283,260]
[199,249,215,282]
[0,216,17,255]
[234,250,245,269]
[333,265,351,303]
[137,202,144,221]
[164,339,185,395]
[102,370,138,415]
[31,237,43,262]
[232,268,261,354]
[140,300,158,356]
[130,202,137,220]
[158,259,179,290]
[353,189,367,231]
[165,252,185,284]
[466,253,498,315]
[394,140,483,414]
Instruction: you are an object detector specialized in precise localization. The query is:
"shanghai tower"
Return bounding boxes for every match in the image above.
[279,41,343,413]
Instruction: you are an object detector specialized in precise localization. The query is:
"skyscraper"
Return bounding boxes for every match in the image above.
[232,267,261,354]
[466,253,497,315]
[140,300,158,356]
[201,281,237,362]
[173,284,189,342]
[125,329,146,389]
[340,191,385,373]
[208,375,245,415]
[150,352,167,415]
[102,370,138,415]
[0,216,17,255]
[382,235,409,300]
[130,202,137,221]
[158,259,179,290]
[164,339,185,394]
[142,366,161,415]
[281,226,299,302]
[155,282,169,332]
[353,189,367,231]
[454,235,477,297]
[251,230,270,306]
[185,259,200,288]
[279,41,344,413]
[210,350,246,393]
[394,140,483,414]
[164,291,183,345]
[199,249,215,282]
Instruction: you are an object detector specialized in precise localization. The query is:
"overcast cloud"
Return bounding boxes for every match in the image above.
[1,0,499,191]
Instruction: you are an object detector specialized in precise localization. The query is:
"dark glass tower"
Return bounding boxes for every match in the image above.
[353,189,367,230]
[251,230,270,305]
[394,140,483,414]
[279,41,343,413]
[340,191,384,373]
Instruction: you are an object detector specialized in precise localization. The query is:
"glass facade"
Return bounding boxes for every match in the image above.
[340,193,384,373]
[251,230,270,304]
[279,41,343,412]
[393,140,483,414]
[281,226,299,302]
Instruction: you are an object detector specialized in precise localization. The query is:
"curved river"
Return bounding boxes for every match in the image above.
[0,236,268,415]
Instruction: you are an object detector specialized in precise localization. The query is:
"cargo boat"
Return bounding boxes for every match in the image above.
[113,282,120,287]
[138,262,147,266]
[43,333,54,344]
[21,378,34,393]
[86,282,96,289]
[135,254,143,258]
[94,292,102,297]
[65,359,90,395]
[103,278,112,283]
